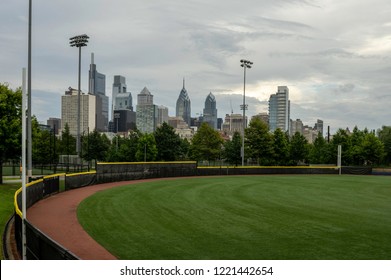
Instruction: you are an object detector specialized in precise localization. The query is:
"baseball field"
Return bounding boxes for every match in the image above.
[77,175,391,260]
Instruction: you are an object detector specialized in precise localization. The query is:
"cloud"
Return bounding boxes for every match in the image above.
[1,0,391,133]
[336,83,355,94]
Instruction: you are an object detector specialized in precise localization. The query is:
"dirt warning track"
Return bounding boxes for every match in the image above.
[27,179,159,260]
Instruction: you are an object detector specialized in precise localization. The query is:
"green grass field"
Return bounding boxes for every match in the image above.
[0,183,19,260]
[77,175,391,260]
[2,166,55,176]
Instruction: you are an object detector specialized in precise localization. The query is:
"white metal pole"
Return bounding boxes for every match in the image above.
[76,46,81,156]
[27,0,32,182]
[338,144,342,175]
[242,66,246,167]
[22,68,27,260]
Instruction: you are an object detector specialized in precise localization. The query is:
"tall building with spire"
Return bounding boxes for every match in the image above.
[203,92,218,129]
[88,53,108,131]
[176,78,191,127]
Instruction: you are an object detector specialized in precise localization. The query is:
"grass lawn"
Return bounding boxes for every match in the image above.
[0,183,19,260]
[2,166,55,176]
[77,175,391,260]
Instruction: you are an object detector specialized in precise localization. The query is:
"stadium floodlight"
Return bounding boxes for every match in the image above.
[240,59,253,166]
[69,34,89,157]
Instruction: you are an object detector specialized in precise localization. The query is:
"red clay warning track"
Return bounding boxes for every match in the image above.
[27,179,159,260]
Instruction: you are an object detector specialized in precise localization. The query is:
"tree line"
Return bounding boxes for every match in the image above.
[1,83,390,184]
[31,117,391,168]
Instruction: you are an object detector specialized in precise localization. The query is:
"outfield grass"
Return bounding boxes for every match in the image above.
[0,183,19,260]
[77,175,391,260]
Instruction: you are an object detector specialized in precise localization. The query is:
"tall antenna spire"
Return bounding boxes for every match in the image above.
[183,77,185,89]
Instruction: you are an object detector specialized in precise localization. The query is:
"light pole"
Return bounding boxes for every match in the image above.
[27,0,32,183]
[69,34,89,157]
[240,59,253,166]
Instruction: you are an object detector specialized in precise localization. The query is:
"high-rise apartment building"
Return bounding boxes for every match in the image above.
[176,79,191,127]
[136,87,157,133]
[203,92,218,129]
[88,53,108,132]
[61,88,96,136]
[314,119,324,137]
[269,86,290,133]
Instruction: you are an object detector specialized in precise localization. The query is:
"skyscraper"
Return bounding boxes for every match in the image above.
[136,87,157,133]
[176,79,191,127]
[88,53,108,132]
[314,119,324,137]
[112,75,127,120]
[113,91,135,133]
[115,92,133,111]
[268,86,290,133]
[157,105,169,127]
[203,92,218,129]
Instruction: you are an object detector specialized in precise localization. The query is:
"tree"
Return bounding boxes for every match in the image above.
[82,129,110,165]
[378,126,391,165]
[290,132,309,165]
[33,125,52,165]
[135,133,158,162]
[178,138,190,160]
[0,84,22,184]
[309,133,329,164]
[224,131,242,166]
[245,118,273,165]
[58,123,76,156]
[350,126,365,165]
[106,131,140,162]
[272,128,290,165]
[154,122,181,161]
[360,132,384,165]
[329,129,352,165]
[190,122,223,163]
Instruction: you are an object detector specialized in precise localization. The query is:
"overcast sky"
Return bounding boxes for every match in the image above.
[1,0,391,134]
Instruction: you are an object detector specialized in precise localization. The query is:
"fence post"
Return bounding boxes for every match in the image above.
[338,145,342,175]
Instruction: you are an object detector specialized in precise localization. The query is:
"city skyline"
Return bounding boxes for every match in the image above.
[1,0,391,134]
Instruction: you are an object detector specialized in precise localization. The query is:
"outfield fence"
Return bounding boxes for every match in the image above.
[7,162,373,260]
[197,166,342,176]
[65,171,97,190]
[12,173,80,259]
[97,161,197,183]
